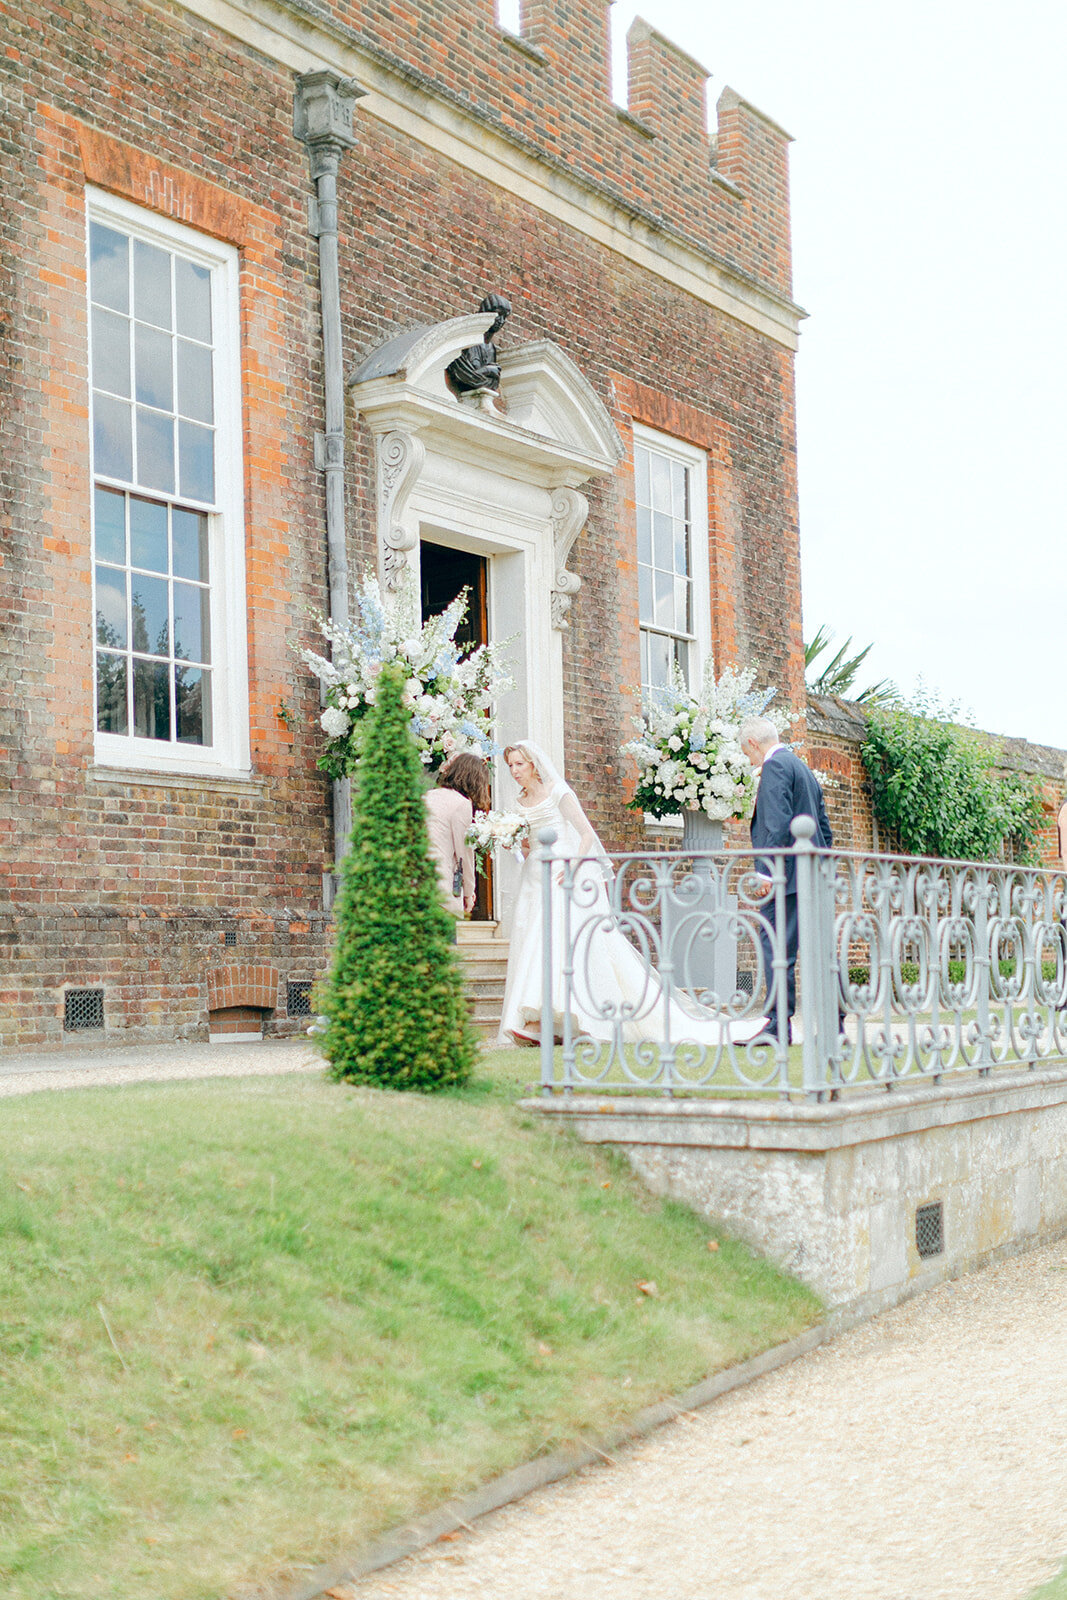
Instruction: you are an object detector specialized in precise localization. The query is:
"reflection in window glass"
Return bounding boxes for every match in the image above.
[129,496,168,573]
[175,257,211,342]
[90,224,129,314]
[135,323,173,411]
[136,407,175,494]
[91,308,131,399]
[172,508,208,582]
[96,653,128,734]
[178,420,214,503]
[176,666,211,744]
[134,239,172,330]
[177,340,213,423]
[94,486,126,565]
[95,565,127,648]
[133,658,171,740]
[93,394,133,481]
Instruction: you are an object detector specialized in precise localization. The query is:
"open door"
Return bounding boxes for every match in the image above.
[420,540,494,920]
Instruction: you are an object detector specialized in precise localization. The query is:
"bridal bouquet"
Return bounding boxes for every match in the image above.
[299,572,513,778]
[466,809,530,868]
[623,662,795,822]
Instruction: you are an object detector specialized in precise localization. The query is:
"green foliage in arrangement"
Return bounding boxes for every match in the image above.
[861,697,1046,864]
[316,661,477,1090]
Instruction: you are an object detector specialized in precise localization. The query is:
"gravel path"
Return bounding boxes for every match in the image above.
[0,1036,321,1096]
[351,1240,1067,1600]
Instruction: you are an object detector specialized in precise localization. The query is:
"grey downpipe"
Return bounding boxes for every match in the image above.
[294,70,365,872]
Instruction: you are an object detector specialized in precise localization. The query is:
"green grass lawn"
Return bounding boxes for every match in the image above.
[1030,1559,1067,1599]
[0,1050,819,1600]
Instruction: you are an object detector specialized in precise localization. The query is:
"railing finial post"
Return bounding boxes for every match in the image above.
[538,827,558,1096]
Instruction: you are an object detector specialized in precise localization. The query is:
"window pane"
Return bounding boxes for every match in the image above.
[93,393,133,481]
[91,307,130,398]
[649,451,671,511]
[129,496,168,573]
[675,575,691,634]
[178,420,214,503]
[653,512,674,571]
[133,658,171,740]
[90,224,129,314]
[176,665,211,745]
[670,458,687,517]
[175,257,212,342]
[95,565,127,648]
[673,637,691,688]
[134,323,173,411]
[136,407,175,493]
[94,486,126,564]
[172,508,208,582]
[640,630,648,693]
[134,239,172,329]
[177,339,213,423]
[638,564,652,624]
[674,519,689,576]
[131,572,169,655]
[646,631,671,692]
[636,504,652,566]
[654,567,674,629]
[635,447,650,508]
[96,652,128,734]
[173,581,210,663]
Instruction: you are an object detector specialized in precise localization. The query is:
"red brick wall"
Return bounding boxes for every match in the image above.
[0,0,803,1046]
[805,698,1067,865]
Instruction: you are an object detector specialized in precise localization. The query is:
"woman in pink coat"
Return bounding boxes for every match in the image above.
[424,753,491,919]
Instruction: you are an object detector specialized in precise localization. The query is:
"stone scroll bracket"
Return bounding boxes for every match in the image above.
[549,487,588,630]
[375,429,426,591]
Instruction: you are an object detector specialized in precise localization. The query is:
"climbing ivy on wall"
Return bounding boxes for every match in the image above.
[861,699,1045,864]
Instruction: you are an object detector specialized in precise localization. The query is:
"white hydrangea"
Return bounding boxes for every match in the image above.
[320,706,350,738]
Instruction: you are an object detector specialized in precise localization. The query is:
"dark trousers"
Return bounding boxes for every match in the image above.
[758,892,799,1029]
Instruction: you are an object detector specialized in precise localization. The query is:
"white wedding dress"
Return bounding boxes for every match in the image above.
[497,758,766,1048]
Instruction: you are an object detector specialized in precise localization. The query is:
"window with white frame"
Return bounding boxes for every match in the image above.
[87,191,248,774]
[633,426,711,704]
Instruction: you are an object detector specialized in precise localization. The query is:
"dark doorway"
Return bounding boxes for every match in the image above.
[420,541,494,921]
[420,542,488,652]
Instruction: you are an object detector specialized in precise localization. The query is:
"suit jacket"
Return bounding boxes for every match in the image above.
[750,747,833,895]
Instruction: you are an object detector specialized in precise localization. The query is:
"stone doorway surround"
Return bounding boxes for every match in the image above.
[349,318,622,759]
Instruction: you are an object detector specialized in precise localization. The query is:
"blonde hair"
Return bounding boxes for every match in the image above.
[503,744,541,781]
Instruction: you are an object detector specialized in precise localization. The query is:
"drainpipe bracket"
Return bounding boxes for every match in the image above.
[314,431,345,472]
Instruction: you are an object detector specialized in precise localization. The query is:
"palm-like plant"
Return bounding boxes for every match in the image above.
[804,625,898,706]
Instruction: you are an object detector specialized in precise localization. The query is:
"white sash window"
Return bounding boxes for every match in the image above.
[87,190,248,776]
[633,425,711,703]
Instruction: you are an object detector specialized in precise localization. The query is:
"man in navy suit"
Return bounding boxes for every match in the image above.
[740,717,834,1044]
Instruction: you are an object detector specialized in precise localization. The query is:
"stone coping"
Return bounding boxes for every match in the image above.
[521,1064,1067,1151]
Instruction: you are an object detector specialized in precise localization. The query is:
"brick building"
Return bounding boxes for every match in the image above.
[1,0,808,1049]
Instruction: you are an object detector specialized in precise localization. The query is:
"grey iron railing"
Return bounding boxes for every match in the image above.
[537,819,1067,1100]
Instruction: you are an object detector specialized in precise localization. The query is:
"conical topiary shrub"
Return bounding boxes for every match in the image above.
[316,660,477,1090]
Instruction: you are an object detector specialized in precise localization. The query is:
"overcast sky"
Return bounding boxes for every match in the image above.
[587,1,1067,749]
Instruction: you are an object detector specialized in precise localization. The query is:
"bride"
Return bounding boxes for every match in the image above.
[497,740,767,1048]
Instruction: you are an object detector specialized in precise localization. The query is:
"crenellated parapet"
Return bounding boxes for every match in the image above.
[321,0,797,310]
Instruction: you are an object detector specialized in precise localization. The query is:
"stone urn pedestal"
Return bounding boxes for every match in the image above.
[662,808,737,1002]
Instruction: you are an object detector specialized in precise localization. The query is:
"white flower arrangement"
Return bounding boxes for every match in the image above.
[465,809,530,868]
[623,661,795,822]
[299,572,514,776]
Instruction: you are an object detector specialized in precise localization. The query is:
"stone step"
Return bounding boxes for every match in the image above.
[457,928,509,1032]
[460,955,509,980]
